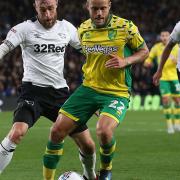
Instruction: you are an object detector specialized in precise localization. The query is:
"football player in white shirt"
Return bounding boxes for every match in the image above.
[0,0,96,180]
[153,22,180,85]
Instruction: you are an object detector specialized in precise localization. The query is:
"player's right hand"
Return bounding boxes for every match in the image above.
[153,70,162,86]
[105,54,126,69]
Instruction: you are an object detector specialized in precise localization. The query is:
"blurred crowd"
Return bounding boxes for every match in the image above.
[0,0,180,96]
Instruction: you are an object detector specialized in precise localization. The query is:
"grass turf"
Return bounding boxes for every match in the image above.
[0,111,180,180]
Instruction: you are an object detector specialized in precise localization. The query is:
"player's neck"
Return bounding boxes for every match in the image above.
[92,14,112,29]
[162,42,168,46]
[37,17,57,29]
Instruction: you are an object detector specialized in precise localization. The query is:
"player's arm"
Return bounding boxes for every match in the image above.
[123,43,149,66]
[106,21,149,69]
[153,21,180,85]
[0,22,26,61]
[144,45,157,68]
[0,42,11,60]
[105,43,149,68]
[153,40,176,85]
[66,21,83,53]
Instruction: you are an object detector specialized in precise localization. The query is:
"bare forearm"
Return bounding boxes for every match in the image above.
[125,45,149,65]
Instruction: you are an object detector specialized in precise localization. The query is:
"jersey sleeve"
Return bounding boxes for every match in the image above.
[66,21,82,51]
[127,21,145,51]
[170,21,180,43]
[4,21,27,50]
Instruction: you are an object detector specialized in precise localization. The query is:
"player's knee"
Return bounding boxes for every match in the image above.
[50,125,66,143]
[9,125,28,144]
[96,127,113,144]
[173,97,180,105]
[81,138,95,154]
[162,97,170,105]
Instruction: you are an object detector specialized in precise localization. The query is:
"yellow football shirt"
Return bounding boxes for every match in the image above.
[78,14,145,98]
[145,42,178,80]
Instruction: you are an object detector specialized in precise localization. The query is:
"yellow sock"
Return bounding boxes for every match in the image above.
[174,119,180,125]
[166,119,173,126]
[43,141,64,180]
[43,167,56,180]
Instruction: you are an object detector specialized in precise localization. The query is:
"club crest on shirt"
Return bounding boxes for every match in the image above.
[58,33,66,39]
[108,29,117,40]
[34,33,42,38]
[84,32,91,39]
[10,28,17,33]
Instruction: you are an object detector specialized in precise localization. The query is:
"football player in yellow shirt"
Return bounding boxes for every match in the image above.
[43,0,149,179]
[144,31,180,134]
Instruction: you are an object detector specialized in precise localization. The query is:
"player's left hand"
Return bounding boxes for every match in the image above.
[105,54,127,69]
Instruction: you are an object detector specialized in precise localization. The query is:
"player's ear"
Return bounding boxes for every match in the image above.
[33,2,36,10]
[85,0,90,11]
[56,0,58,7]
[109,0,111,9]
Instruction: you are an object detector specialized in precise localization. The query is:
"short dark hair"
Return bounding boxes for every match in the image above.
[159,28,171,34]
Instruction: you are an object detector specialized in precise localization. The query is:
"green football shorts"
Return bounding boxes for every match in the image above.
[159,80,180,96]
[59,85,129,125]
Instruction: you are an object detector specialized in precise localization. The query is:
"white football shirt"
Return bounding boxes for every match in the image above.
[170,21,180,43]
[170,21,180,70]
[5,18,81,89]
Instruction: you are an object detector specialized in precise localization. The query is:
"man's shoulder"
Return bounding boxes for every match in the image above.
[172,44,179,51]
[12,18,36,32]
[110,15,136,30]
[175,21,180,27]
[79,19,92,30]
[174,21,180,31]
[153,42,163,49]
[56,19,76,30]
[17,17,37,27]
[57,19,70,25]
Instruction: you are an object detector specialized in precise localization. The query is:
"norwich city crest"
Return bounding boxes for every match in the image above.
[84,32,91,39]
[108,29,117,40]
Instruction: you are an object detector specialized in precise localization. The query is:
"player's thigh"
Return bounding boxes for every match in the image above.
[170,80,180,95]
[97,114,119,136]
[60,85,98,125]
[159,80,171,96]
[40,86,90,136]
[13,100,41,128]
[41,87,70,122]
[98,95,129,124]
[170,80,180,104]
[13,83,42,128]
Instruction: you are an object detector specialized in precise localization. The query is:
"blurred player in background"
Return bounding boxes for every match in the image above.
[147,30,180,134]
[0,0,97,179]
[43,0,149,179]
[153,22,180,83]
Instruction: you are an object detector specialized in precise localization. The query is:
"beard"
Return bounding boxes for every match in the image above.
[39,13,57,29]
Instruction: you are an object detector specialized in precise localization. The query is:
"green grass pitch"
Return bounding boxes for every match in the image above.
[0,111,180,180]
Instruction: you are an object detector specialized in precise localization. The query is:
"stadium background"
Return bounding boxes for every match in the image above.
[0,0,180,99]
[1,1,180,180]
